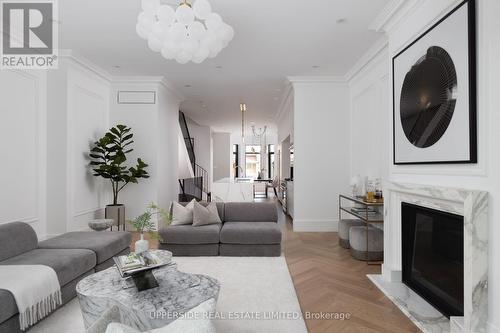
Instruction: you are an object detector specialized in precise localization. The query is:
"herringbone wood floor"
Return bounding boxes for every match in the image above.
[282,214,420,333]
[131,201,420,333]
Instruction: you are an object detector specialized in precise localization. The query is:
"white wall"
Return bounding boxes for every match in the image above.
[0,70,48,238]
[348,45,390,182]
[212,132,231,181]
[366,0,500,330]
[110,80,181,221]
[291,80,350,232]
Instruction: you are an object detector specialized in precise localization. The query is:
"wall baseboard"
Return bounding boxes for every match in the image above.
[292,219,338,232]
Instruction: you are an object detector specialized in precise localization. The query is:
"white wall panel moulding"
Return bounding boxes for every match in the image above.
[117,91,156,104]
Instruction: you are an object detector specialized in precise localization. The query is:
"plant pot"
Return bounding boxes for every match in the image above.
[105,204,125,231]
[135,234,149,254]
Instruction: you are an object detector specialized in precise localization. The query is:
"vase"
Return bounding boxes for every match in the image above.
[135,234,149,254]
[105,204,125,231]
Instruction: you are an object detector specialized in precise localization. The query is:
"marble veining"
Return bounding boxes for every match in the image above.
[379,182,488,333]
[76,251,220,331]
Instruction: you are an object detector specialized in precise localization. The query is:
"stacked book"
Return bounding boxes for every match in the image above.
[350,206,380,218]
[113,251,171,278]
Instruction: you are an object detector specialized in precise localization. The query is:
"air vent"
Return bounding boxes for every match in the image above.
[117,91,156,104]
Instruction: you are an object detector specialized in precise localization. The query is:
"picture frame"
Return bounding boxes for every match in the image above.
[392,0,477,165]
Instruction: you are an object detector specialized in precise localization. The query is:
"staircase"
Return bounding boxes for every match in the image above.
[178,111,211,202]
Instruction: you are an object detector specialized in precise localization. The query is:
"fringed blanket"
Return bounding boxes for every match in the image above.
[0,265,61,330]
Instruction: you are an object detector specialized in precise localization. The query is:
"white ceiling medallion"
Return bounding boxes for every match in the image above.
[136,0,234,64]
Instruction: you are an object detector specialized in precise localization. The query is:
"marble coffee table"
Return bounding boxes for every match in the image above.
[76,250,220,331]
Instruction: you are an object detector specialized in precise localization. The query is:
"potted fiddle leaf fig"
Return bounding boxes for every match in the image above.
[89,124,149,230]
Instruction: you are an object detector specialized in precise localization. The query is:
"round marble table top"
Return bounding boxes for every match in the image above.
[76,250,220,330]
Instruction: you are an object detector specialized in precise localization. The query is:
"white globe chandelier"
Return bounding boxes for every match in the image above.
[136,0,234,64]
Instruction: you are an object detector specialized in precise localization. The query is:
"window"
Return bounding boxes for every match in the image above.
[245,145,261,179]
[232,144,239,178]
[268,144,275,179]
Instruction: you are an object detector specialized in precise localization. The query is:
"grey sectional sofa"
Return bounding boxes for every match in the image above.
[159,202,282,256]
[0,222,131,333]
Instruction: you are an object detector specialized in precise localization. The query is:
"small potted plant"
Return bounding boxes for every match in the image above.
[89,124,149,230]
[129,203,171,253]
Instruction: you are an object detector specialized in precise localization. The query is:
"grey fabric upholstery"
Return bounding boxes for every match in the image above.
[0,222,38,262]
[0,290,17,324]
[159,243,219,256]
[0,248,96,286]
[220,222,281,245]
[38,231,131,264]
[219,244,281,257]
[224,202,277,222]
[338,219,365,249]
[159,223,221,244]
[95,248,130,272]
[349,226,384,261]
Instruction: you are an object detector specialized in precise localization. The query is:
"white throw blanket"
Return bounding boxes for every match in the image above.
[0,265,62,330]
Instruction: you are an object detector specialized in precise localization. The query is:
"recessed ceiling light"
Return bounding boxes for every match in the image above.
[273,97,279,101]
[215,65,223,69]
[202,104,207,108]
[312,65,320,69]
[275,88,282,92]
[113,65,121,69]
[184,84,192,88]
[336,18,347,24]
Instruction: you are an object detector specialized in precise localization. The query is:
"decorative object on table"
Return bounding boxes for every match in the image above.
[393,0,476,164]
[349,175,362,198]
[129,203,171,254]
[89,124,150,231]
[88,219,114,231]
[136,0,234,64]
[113,250,172,278]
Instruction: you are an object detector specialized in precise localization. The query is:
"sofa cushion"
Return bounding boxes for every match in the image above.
[193,202,222,226]
[0,289,17,324]
[171,200,196,225]
[179,201,225,222]
[0,222,38,262]
[220,222,282,245]
[159,224,221,245]
[224,202,277,223]
[38,231,131,264]
[0,248,96,286]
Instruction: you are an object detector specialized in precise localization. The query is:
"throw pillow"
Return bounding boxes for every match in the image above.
[170,199,196,225]
[192,202,222,227]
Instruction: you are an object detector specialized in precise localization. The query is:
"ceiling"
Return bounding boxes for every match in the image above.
[59,0,389,133]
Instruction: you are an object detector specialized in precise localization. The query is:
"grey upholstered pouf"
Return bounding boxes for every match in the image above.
[338,219,365,249]
[349,225,383,261]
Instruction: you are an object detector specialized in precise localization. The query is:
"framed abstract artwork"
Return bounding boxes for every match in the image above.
[393,0,477,165]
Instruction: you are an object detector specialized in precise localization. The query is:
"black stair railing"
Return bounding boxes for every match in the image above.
[178,111,211,202]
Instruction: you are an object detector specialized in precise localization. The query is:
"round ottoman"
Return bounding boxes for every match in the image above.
[349,225,383,261]
[338,219,365,249]
[88,219,114,231]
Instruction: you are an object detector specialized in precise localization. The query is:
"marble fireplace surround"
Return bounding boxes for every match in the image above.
[368,182,488,333]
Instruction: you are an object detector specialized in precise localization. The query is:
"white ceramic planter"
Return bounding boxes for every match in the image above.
[135,234,149,254]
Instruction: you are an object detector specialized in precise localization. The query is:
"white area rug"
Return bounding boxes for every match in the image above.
[30,257,307,333]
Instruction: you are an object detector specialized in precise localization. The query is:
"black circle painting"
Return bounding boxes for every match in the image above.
[400,46,457,148]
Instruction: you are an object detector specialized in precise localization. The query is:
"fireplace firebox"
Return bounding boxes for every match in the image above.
[401,202,464,318]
